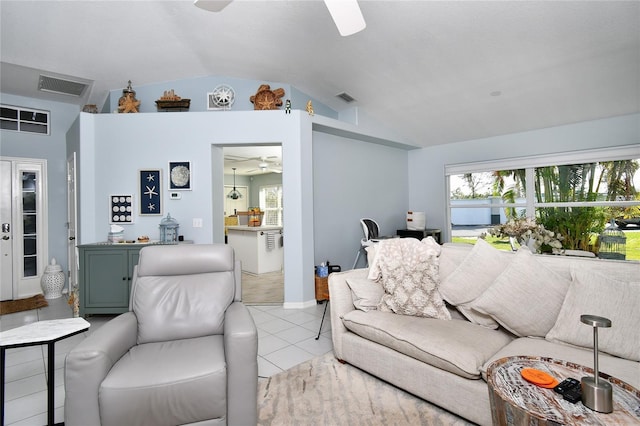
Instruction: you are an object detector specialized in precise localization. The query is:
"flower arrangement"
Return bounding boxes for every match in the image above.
[488,217,564,254]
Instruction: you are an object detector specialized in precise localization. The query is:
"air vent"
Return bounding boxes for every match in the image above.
[336,92,356,103]
[38,75,88,97]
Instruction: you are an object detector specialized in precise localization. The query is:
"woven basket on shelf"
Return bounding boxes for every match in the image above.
[314,276,329,301]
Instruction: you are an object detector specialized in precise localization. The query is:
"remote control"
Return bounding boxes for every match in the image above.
[554,378,580,395]
[563,387,582,404]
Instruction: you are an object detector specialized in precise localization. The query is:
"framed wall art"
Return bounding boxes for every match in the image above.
[139,169,162,215]
[168,161,192,190]
[110,194,133,224]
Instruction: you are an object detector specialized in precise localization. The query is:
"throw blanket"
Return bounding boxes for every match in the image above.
[368,237,451,319]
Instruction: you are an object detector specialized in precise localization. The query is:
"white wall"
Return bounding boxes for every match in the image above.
[408,113,640,241]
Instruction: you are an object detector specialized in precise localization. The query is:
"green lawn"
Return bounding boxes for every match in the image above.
[452,231,640,261]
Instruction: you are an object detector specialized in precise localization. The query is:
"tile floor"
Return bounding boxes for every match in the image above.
[1,297,333,425]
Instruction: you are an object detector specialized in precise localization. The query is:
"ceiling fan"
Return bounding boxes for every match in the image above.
[225,154,279,164]
[246,157,282,174]
[194,0,366,36]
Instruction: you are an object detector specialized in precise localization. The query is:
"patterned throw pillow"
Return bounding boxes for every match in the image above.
[372,237,451,319]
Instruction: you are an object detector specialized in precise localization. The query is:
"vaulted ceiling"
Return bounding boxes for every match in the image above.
[1,1,639,149]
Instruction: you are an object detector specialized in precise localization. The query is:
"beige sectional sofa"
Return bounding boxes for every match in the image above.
[329,239,639,425]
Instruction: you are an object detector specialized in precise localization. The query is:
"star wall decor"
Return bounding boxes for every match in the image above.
[139,169,162,215]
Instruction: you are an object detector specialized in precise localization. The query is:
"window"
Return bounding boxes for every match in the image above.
[447,146,640,257]
[259,185,283,227]
[1,105,50,135]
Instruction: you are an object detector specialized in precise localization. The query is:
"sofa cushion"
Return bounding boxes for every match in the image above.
[369,237,450,319]
[472,248,571,337]
[481,337,640,390]
[346,277,384,311]
[100,335,226,425]
[341,310,513,379]
[545,267,640,362]
[439,239,514,328]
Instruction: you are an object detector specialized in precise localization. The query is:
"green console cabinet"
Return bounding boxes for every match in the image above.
[78,243,147,316]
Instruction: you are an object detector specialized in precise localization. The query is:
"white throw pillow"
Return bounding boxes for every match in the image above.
[346,277,385,311]
[373,238,450,319]
[472,248,572,337]
[439,238,513,328]
[545,267,640,362]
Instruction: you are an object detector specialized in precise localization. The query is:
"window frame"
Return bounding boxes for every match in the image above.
[446,145,640,239]
[1,104,50,135]
[259,184,283,227]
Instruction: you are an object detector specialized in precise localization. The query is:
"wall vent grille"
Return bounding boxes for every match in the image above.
[38,75,88,97]
[336,92,356,103]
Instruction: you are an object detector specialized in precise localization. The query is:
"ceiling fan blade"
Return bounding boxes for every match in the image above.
[323,0,366,36]
[224,155,253,163]
[193,0,233,12]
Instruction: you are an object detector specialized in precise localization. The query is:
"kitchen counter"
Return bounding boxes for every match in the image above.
[226,226,283,232]
[227,226,283,274]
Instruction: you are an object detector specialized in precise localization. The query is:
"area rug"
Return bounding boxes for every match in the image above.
[258,352,473,425]
[0,294,48,315]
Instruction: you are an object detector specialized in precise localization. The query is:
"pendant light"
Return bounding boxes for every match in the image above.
[227,168,242,199]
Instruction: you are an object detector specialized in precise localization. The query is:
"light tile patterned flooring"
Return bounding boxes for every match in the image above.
[1,296,332,425]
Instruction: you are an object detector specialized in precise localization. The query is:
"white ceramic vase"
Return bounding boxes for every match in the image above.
[41,258,65,299]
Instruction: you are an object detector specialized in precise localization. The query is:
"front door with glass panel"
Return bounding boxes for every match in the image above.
[0,157,48,300]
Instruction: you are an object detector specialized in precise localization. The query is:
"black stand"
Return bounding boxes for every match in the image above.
[315,301,329,340]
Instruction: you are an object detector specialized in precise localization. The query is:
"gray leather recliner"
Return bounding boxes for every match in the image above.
[64,244,258,426]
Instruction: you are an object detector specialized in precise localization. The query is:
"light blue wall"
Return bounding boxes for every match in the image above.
[0,93,80,289]
[78,110,319,307]
[312,131,409,270]
[408,113,640,241]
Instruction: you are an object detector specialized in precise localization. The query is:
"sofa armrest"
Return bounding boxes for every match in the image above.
[328,268,369,360]
[224,302,258,426]
[64,312,138,426]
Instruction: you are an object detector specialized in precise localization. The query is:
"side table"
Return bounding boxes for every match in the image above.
[486,356,640,425]
[396,228,441,244]
[1,318,90,426]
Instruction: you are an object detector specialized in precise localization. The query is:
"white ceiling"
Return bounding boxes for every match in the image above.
[1,1,639,152]
[223,145,282,176]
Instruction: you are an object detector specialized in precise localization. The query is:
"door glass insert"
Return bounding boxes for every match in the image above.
[22,171,37,277]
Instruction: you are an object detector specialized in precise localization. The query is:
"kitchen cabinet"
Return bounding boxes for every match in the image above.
[78,243,149,316]
[227,226,283,274]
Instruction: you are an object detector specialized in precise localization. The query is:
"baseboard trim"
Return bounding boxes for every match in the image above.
[283,299,317,309]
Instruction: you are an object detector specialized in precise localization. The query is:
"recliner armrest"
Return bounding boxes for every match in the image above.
[64,312,138,426]
[224,302,258,426]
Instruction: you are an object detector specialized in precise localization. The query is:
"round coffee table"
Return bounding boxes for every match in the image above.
[486,356,640,425]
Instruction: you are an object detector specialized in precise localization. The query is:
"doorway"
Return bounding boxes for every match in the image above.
[223,145,284,304]
[1,157,48,300]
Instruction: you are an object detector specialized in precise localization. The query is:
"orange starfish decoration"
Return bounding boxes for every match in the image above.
[118,93,140,113]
